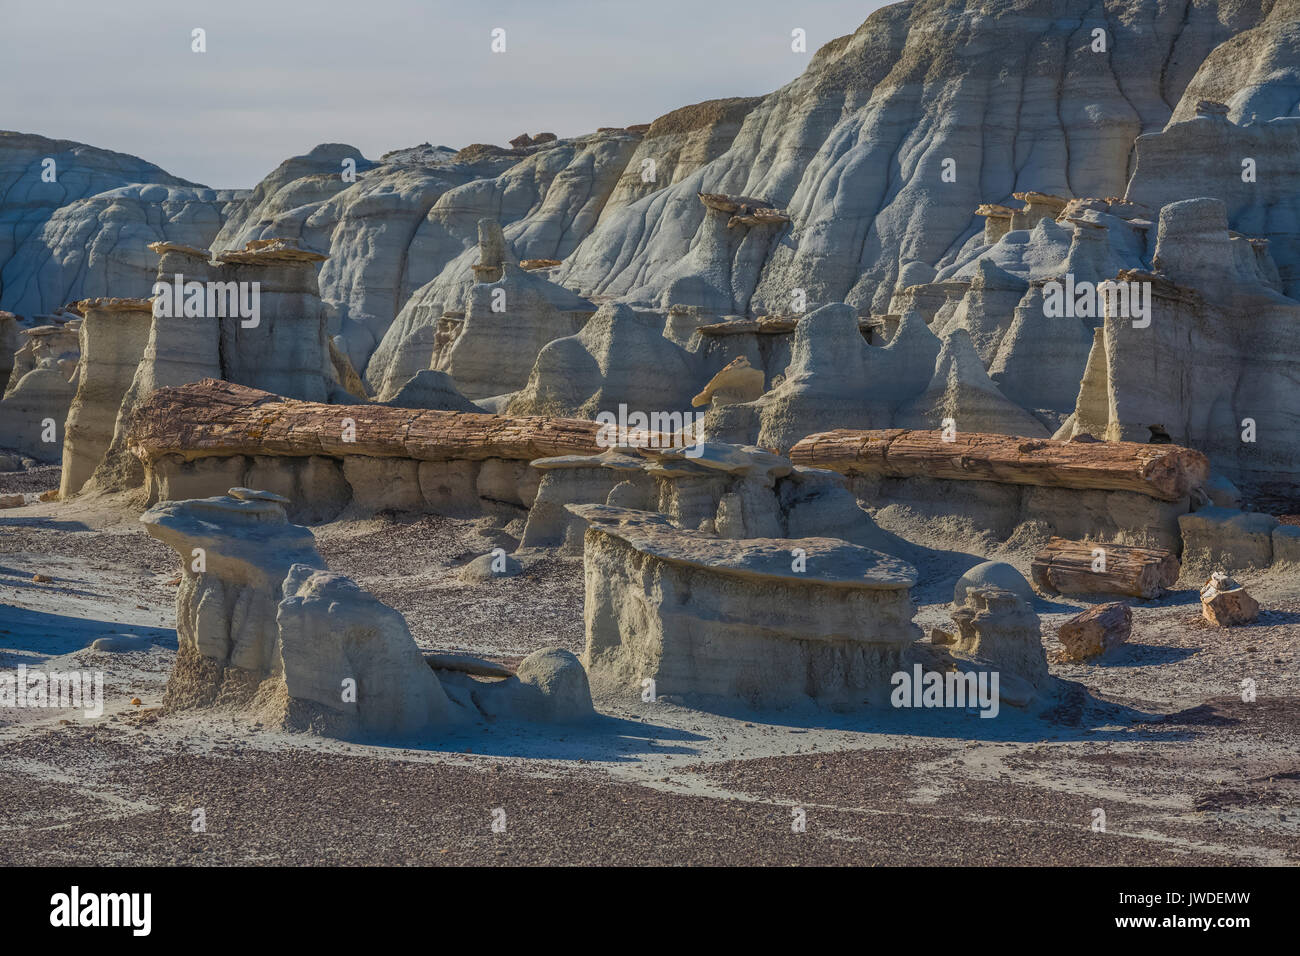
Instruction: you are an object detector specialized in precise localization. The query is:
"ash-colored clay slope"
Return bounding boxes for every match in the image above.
[213,143,486,373]
[1168,0,1300,125]
[364,102,779,394]
[0,130,207,315]
[2,184,244,318]
[364,132,642,389]
[553,0,1279,316]
[596,97,763,221]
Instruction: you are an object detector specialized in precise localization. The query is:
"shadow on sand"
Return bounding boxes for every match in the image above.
[0,603,176,663]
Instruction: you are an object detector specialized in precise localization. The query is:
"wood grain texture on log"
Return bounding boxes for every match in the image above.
[1057,601,1132,661]
[697,315,878,336]
[1031,537,1180,599]
[788,428,1209,501]
[127,379,613,464]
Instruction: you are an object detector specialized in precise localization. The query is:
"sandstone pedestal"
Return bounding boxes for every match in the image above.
[59,297,153,497]
[567,503,919,709]
[140,488,326,710]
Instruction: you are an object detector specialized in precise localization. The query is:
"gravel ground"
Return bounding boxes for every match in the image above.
[0,463,59,496]
[315,513,585,660]
[1,494,1297,866]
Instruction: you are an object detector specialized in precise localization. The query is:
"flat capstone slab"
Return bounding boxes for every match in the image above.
[566,503,917,590]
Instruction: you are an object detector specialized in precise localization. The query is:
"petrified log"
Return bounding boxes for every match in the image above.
[128,379,613,464]
[1199,571,1260,626]
[1031,537,1180,598]
[789,429,1209,501]
[1057,601,1132,661]
[697,315,879,336]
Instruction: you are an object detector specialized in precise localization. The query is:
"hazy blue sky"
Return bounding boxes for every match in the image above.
[4,0,888,189]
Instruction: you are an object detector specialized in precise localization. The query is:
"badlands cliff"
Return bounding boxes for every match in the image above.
[1,0,1297,497]
[1,0,1299,726]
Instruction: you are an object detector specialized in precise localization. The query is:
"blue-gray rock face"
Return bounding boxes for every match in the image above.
[7,0,1300,495]
[0,131,216,316]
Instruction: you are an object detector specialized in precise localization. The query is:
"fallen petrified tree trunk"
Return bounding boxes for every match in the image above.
[1057,601,1132,661]
[788,429,1209,501]
[128,379,611,463]
[1031,537,1180,598]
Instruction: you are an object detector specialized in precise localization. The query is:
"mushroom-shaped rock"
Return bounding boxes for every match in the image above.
[59,297,155,496]
[521,450,649,552]
[697,192,790,228]
[140,490,325,710]
[975,203,1017,244]
[1011,191,1069,231]
[147,240,213,261]
[215,237,329,265]
[471,218,515,283]
[948,586,1050,692]
[691,356,765,407]
[639,441,792,481]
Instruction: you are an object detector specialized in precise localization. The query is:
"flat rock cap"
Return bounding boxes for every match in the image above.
[566,503,917,589]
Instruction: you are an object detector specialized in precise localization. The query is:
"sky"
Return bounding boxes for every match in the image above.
[3,0,888,189]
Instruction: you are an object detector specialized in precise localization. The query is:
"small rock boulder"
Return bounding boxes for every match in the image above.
[513,648,594,722]
[446,648,595,723]
[1200,571,1260,626]
[460,551,523,581]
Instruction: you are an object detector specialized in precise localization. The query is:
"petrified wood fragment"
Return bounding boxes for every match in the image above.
[1031,537,1179,599]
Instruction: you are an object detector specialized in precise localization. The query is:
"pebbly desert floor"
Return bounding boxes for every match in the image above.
[0,469,1296,866]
